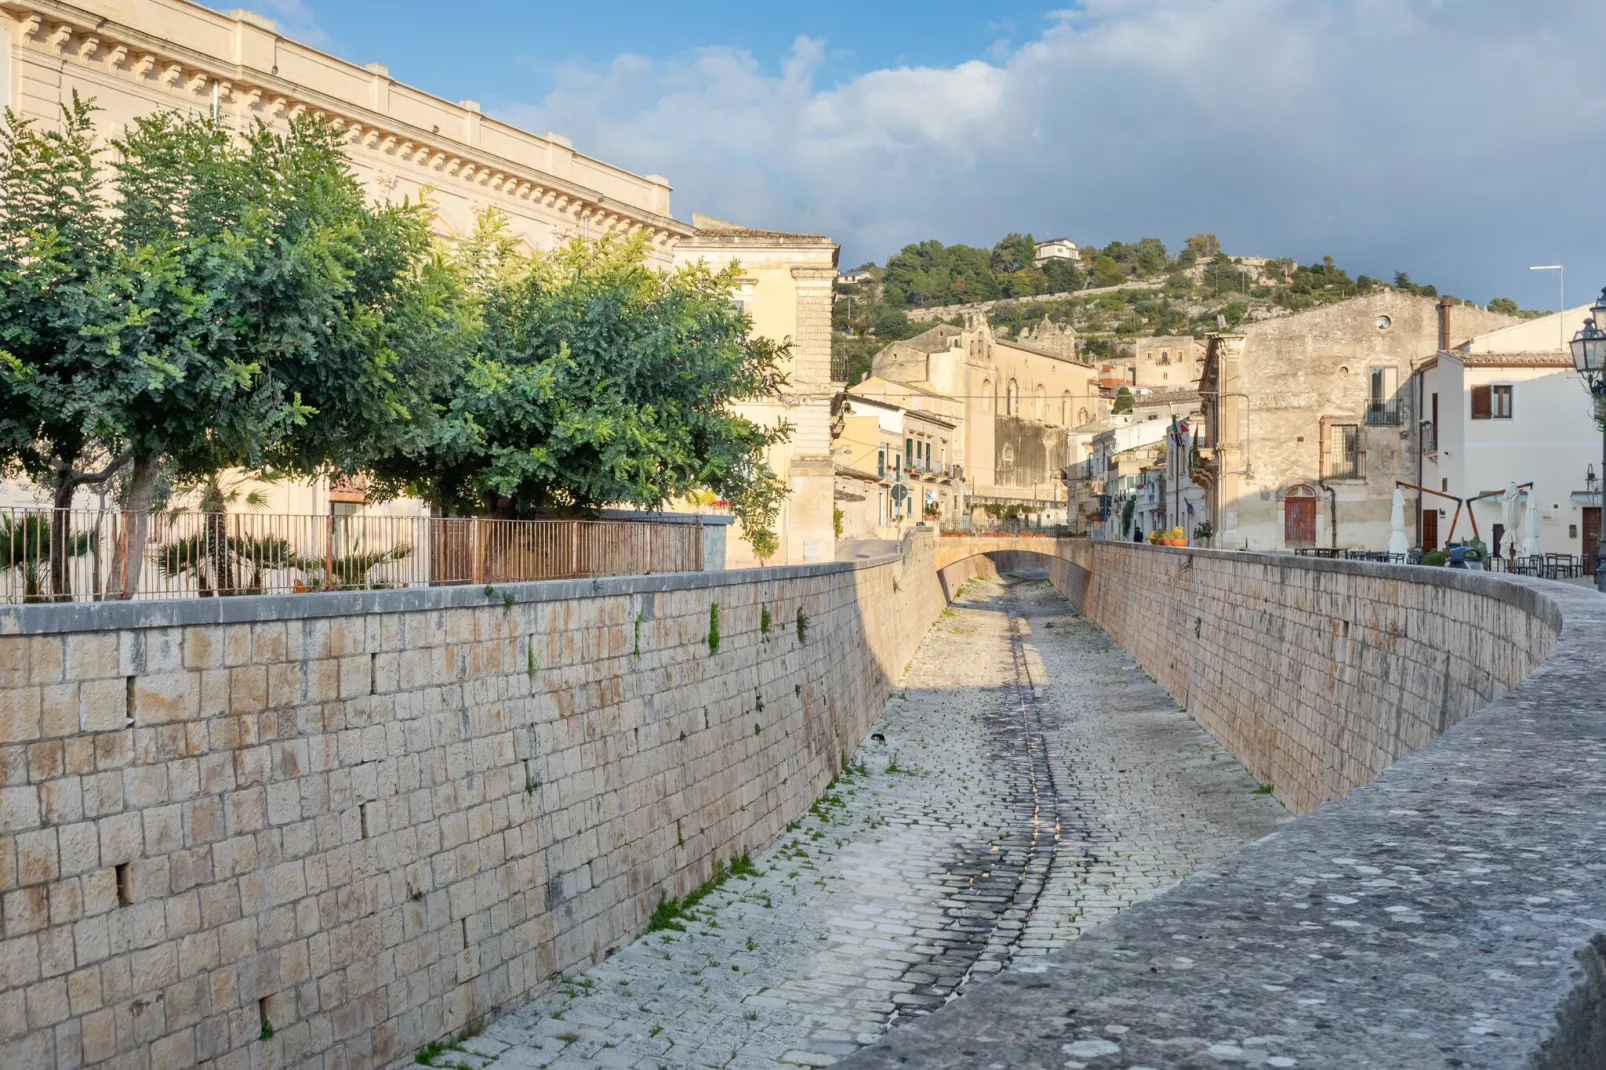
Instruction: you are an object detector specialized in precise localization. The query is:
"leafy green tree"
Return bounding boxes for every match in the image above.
[1113,386,1134,414]
[0,98,454,596]
[1042,258,1083,294]
[1133,237,1168,276]
[873,307,918,340]
[1185,233,1221,260]
[990,232,1036,275]
[1223,300,1248,326]
[1202,253,1244,296]
[1091,256,1125,288]
[383,217,791,542]
[0,96,133,596]
[1488,297,1519,315]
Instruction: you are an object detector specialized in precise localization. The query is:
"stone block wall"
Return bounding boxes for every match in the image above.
[1054,540,1560,814]
[0,533,944,1070]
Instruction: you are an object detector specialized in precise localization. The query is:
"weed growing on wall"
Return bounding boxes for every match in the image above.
[760,604,772,638]
[795,607,810,644]
[647,853,758,932]
[527,640,538,679]
[633,612,644,658]
[708,603,721,654]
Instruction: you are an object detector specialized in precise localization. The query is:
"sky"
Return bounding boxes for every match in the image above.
[235,0,1606,309]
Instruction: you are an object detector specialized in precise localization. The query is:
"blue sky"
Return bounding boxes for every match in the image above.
[242,0,1606,311]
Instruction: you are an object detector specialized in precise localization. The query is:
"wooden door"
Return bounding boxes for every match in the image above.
[1583,507,1601,570]
[1421,508,1438,552]
[1284,491,1316,547]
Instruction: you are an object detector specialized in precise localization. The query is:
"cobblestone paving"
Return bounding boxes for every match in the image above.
[446,575,1287,1070]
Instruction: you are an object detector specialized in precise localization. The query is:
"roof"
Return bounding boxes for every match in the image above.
[1035,237,1076,245]
[1134,389,1203,407]
[1455,353,1573,368]
[851,376,955,403]
[686,214,834,244]
[893,325,965,355]
[834,465,883,485]
[994,337,1092,366]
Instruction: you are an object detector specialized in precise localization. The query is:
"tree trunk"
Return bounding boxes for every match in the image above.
[108,454,160,600]
[201,476,235,596]
[48,475,77,602]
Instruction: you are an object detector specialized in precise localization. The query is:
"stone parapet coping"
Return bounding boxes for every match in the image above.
[0,553,903,636]
[844,545,1605,1069]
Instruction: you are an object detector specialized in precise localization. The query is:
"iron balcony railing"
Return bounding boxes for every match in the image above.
[0,508,705,604]
[1365,398,1405,427]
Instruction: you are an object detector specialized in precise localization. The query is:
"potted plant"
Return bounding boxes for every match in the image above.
[1164,526,1187,547]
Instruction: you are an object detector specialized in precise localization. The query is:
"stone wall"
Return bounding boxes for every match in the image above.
[1052,540,1558,814]
[850,540,1604,1069]
[0,533,945,1070]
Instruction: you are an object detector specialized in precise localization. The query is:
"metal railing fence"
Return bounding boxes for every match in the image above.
[0,508,703,604]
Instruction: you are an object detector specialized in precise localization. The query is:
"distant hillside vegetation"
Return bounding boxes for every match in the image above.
[831,232,1543,386]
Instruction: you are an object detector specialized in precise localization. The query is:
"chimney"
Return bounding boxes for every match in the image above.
[1437,296,1454,352]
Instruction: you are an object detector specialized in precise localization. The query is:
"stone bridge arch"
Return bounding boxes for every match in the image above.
[933,535,1089,604]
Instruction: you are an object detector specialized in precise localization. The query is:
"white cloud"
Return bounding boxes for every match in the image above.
[249,0,334,51]
[498,0,1606,300]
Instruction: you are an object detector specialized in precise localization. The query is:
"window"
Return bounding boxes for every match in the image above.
[1034,384,1046,419]
[1471,385,1492,419]
[925,441,932,470]
[1078,407,1089,425]
[905,437,913,465]
[1159,351,1170,365]
[1323,424,1361,479]
[1061,391,1072,425]
[1006,379,1019,415]
[1366,366,1401,425]
[1491,384,1513,418]
[981,380,992,412]
[877,449,884,478]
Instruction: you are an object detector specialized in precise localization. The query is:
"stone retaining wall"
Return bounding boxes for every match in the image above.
[0,533,945,1070]
[853,541,1606,1069]
[1060,541,1560,814]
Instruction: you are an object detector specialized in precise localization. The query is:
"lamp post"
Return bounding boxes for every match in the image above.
[1569,288,1606,591]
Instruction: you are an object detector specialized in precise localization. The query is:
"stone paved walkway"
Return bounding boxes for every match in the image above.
[437,574,1288,1070]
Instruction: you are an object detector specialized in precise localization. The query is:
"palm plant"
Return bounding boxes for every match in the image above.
[0,514,92,602]
[299,543,413,591]
[152,532,217,596]
[229,534,298,594]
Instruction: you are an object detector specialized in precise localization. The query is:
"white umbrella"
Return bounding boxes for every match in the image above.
[1388,488,1409,556]
[1521,492,1542,559]
[1500,482,1521,561]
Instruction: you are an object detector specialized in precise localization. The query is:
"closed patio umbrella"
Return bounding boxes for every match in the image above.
[1388,488,1409,556]
[1501,482,1521,561]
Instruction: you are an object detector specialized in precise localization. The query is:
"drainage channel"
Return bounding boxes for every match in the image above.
[884,578,1086,1024]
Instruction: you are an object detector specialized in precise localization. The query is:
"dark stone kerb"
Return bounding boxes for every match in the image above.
[842,556,1606,1070]
[0,552,904,637]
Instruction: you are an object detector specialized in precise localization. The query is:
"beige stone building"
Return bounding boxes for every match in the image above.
[1109,335,1206,390]
[1196,292,1517,552]
[0,1,839,569]
[673,217,839,567]
[869,317,1099,526]
[830,388,960,538]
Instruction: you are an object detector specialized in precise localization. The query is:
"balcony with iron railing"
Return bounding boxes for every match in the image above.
[1365,397,1405,427]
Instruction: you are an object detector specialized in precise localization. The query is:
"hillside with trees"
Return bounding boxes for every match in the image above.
[832,232,1543,384]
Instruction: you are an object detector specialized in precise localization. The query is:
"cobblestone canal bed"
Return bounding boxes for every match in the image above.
[445,574,1288,1070]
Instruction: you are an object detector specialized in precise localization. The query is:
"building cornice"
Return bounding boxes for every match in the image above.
[3,0,695,242]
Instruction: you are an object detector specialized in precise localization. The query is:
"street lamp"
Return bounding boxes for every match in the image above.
[1569,287,1606,590]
